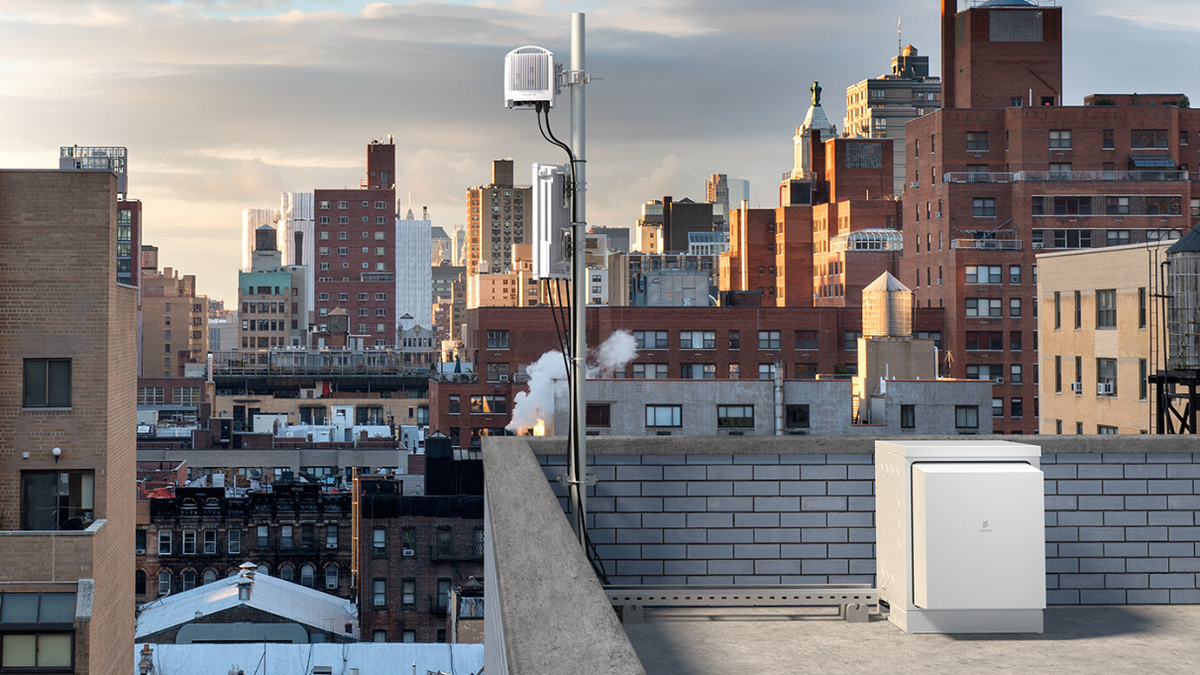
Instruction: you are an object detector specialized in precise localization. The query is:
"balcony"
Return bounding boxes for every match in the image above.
[950,239,1023,251]
[1015,170,1188,182]
[943,172,1015,184]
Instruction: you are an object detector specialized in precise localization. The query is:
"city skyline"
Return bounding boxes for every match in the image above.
[1,0,1197,302]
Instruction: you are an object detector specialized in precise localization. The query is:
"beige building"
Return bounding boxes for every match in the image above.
[1038,243,1166,435]
[466,244,540,309]
[466,160,531,275]
[0,170,137,675]
[843,45,941,196]
[142,263,210,378]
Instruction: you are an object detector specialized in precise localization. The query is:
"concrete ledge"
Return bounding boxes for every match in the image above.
[528,435,1198,456]
[484,437,646,675]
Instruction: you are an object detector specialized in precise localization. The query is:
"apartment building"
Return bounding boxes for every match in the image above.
[0,169,137,675]
[904,0,1199,433]
[465,160,531,274]
[142,263,210,378]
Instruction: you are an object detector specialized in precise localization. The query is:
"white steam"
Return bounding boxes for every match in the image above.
[506,331,638,434]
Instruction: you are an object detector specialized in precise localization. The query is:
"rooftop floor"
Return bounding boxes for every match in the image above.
[626,605,1199,675]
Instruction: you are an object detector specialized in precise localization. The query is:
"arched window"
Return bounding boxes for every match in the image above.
[227,569,239,578]
[135,570,147,595]
[202,569,217,585]
[158,570,172,596]
[300,564,315,588]
[256,564,269,576]
[279,564,294,582]
[325,565,339,590]
[182,570,196,591]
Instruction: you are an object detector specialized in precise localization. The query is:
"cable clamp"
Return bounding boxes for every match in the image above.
[557,473,598,487]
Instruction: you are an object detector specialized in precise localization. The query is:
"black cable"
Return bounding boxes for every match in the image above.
[545,280,571,376]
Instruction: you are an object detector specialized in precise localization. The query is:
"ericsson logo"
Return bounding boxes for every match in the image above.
[979,520,992,533]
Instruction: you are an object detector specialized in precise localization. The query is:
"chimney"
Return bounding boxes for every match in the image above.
[809,131,826,203]
[942,0,957,109]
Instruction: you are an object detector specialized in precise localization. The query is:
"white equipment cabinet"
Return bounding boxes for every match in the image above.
[876,441,1046,634]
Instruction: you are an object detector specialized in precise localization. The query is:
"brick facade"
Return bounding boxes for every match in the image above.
[0,170,137,675]
[354,477,483,642]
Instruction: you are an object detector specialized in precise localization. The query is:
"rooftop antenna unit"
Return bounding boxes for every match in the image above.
[505,46,556,110]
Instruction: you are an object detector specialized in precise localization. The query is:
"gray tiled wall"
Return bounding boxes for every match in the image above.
[537,452,1200,604]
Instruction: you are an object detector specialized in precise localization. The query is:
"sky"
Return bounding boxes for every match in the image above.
[2,0,1199,303]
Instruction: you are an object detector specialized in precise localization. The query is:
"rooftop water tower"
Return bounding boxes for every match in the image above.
[862,271,913,338]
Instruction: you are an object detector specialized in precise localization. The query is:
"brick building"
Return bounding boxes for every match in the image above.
[0,169,137,675]
[427,305,946,446]
[466,159,531,274]
[314,140,398,346]
[354,439,483,643]
[136,484,354,603]
[904,0,1200,433]
[141,263,210,378]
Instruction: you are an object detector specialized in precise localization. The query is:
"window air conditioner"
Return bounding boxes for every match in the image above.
[936,212,943,218]
[136,548,147,555]
[1097,382,1114,395]
[499,374,510,382]
[1070,382,1082,393]
[402,548,415,557]
[993,377,1004,385]
[1032,242,1044,249]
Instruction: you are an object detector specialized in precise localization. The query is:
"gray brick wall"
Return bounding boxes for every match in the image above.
[538,451,1200,604]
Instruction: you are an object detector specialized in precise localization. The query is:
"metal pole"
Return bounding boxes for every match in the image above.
[568,12,589,545]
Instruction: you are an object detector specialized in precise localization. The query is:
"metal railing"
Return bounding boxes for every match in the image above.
[951,239,1023,251]
[944,170,1189,184]
[210,349,437,377]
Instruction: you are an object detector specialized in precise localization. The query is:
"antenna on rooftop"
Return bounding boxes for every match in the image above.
[898,18,902,56]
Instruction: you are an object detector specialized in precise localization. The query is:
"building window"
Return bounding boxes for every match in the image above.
[486,330,510,349]
[474,527,486,558]
[486,363,509,382]
[1054,356,1062,393]
[716,405,754,428]
[728,330,740,350]
[22,358,71,408]
[402,527,416,554]
[372,527,386,555]
[680,330,717,349]
[325,565,339,590]
[844,331,863,350]
[1010,298,1022,318]
[373,579,386,607]
[584,403,611,428]
[757,331,781,350]
[181,570,196,591]
[256,525,268,548]
[1098,425,1119,434]
[758,363,777,380]
[300,564,315,588]
[1105,197,1130,215]
[965,298,1002,318]
[965,265,1002,284]
[965,332,1003,351]
[158,530,172,555]
[645,405,682,428]
[401,579,416,606]
[794,330,818,350]
[326,525,338,549]
[1049,129,1072,149]
[965,131,989,151]
[448,395,460,415]
[1074,291,1082,329]
[900,405,916,429]
[992,397,1005,418]
[784,404,810,429]
[1131,129,1168,149]
[1102,129,1114,150]
[1011,398,1024,418]
[228,530,241,554]
[402,630,416,643]
[1097,358,1117,396]
[632,330,669,349]
[955,406,979,430]
[372,630,387,642]
[1011,331,1023,352]
[680,363,716,379]
[158,571,172,595]
[20,471,95,531]
[632,363,669,379]
[1140,359,1148,400]
[1054,292,1061,329]
[1139,288,1147,329]
[1011,364,1023,385]
[972,198,996,217]
[203,530,216,555]
[1096,289,1116,328]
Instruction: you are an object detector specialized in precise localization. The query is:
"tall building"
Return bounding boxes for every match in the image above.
[904,0,1198,434]
[0,169,137,675]
[452,227,467,267]
[313,139,398,346]
[705,174,750,229]
[238,223,308,350]
[396,206,434,332]
[466,160,531,274]
[279,191,315,323]
[241,207,280,272]
[844,44,942,195]
[142,261,210,377]
[722,88,901,309]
